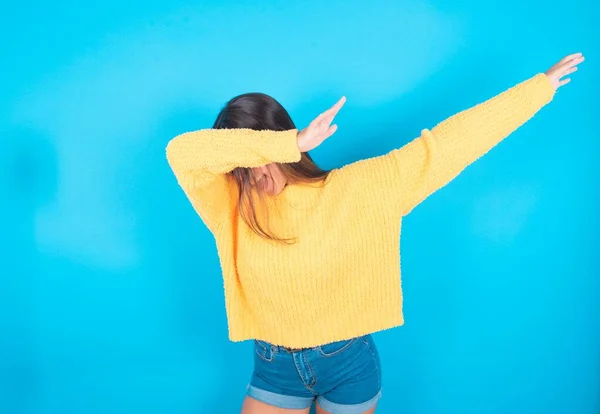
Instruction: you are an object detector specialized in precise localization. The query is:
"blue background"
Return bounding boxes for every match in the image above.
[1,1,598,413]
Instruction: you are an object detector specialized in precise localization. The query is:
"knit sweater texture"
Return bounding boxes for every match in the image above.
[166,73,555,348]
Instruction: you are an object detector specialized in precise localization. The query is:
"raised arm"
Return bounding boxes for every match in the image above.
[393,72,555,215]
[392,52,585,215]
[166,128,301,232]
[335,53,584,216]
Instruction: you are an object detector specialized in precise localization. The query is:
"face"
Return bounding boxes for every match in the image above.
[251,164,287,196]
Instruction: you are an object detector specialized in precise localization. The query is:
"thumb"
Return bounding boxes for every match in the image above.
[325,124,338,139]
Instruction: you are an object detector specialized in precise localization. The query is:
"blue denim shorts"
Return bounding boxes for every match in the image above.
[247,334,381,413]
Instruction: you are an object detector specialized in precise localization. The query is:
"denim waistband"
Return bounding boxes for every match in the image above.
[263,342,310,353]
[259,336,363,353]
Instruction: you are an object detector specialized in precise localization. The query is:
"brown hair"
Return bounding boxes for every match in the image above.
[213,93,330,243]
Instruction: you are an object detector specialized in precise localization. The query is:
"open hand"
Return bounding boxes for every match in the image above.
[545,52,585,90]
[297,96,346,152]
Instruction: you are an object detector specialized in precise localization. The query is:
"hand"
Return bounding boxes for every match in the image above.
[297,96,346,152]
[545,52,585,90]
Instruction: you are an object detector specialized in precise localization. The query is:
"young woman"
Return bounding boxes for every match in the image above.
[166,53,584,414]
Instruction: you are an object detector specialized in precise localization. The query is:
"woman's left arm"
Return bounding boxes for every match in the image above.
[387,53,585,215]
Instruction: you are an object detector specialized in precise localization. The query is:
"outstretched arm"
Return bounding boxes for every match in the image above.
[334,53,584,216]
[392,52,584,215]
[393,72,555,215]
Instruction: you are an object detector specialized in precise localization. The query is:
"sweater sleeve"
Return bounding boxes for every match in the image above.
[165,128,302,232]
[338,73,555,216]
[392,73,555,215]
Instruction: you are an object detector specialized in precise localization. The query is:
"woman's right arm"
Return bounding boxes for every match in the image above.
[165,128,301,232]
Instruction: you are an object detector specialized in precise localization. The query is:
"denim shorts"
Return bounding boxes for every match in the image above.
[247,334,381,413]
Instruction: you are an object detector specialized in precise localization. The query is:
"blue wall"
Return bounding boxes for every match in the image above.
[1,1,598,413]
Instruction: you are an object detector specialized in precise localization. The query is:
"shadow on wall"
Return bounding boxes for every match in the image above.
[0,125,59,414]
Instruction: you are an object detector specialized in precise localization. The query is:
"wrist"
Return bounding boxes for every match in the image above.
[297,129,307,152]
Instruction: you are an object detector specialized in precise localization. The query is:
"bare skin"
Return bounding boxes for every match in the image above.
[315,402,377,414]
[240,398,311,414]
[240,52,584,414]
[241,396,377,414]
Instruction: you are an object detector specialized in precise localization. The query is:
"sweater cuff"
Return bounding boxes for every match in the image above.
[276,129,303,163]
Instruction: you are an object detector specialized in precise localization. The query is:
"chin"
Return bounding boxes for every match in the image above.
[262,181,275,196]
[268,183,283,196]
[262,177,285,196]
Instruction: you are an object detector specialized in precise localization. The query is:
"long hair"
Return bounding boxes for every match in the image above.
[213,92,330,243]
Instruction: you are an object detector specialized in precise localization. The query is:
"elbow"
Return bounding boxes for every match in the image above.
[165,140,174,166]
[165,136,182,170]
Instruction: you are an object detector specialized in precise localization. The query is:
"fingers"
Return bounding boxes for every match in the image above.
[565,54,585,67]
[560,52,583,64]
[558,54,585,72]
[549,53,585,89]
[559,78,571,87]
[318,96,346,123]
[325,124,338,139]
[566,66,578,75]
[329,96,346,114]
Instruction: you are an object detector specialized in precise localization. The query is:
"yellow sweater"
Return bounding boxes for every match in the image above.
[166,73,555,348]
